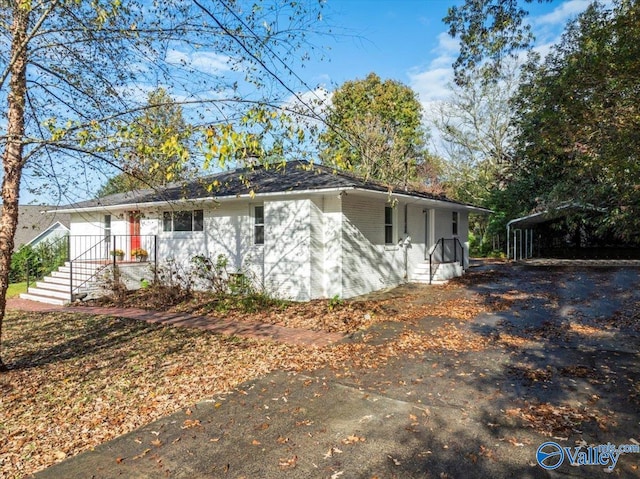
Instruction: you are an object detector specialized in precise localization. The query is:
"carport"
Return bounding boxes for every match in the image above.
[506,203,607,261]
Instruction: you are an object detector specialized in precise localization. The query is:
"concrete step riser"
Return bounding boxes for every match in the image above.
[43,277,79,286]
[57,267,103,276]
[19,293,68,306]
[413,262,463,270]
[50,272,96,282]
[25,287,72,300]
[36,281,71,292]
[411,263,464,283]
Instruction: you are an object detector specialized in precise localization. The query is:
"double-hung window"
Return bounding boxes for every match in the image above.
[452,211,459,236]
[163,210,204,232]
[384,206,394,245]
[254,205,265,245]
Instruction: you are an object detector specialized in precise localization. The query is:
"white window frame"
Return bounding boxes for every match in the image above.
[162,209,204,232]
[253,204,265,245]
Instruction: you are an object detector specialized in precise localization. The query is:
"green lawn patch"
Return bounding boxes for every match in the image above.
[7,282,28,298]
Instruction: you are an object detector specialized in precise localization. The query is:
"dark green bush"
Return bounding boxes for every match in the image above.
[9,237,68,283]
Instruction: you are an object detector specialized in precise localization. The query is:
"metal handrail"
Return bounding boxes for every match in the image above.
[69,236,110,301]
[68,234,157,302]
[429,237,465,284]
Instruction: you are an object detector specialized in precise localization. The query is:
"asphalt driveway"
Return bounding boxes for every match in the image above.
[33,261,640,478]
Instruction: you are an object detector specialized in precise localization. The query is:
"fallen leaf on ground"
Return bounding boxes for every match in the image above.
[278,455,297,469]
[341,435,366,445]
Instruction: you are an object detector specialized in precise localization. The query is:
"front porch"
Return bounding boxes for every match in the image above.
[410,237,466,284]
[20,235,157,305]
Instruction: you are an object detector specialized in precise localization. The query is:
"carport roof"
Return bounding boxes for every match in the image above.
[507,202,606,229]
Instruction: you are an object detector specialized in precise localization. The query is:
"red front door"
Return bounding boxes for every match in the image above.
[129,212,141,253]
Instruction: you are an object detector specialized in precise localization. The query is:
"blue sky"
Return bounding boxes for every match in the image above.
[312,0,457,86]
[289,0,604,107]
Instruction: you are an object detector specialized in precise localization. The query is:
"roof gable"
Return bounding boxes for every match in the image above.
[12,206,71,250]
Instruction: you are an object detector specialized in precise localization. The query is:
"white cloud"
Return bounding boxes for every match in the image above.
[282,87,332,129]
[409,67,453,105]
[531,0,615,46]
[430,32,459,66]
[403,32,461,156]
[407,32,459,108]
[532,0,594,26]
[165,49,232,75]
[531,41,555,60]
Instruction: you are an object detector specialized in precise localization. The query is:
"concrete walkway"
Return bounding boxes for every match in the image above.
[6,298,343,347]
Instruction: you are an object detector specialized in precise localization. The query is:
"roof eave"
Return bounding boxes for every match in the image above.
[23,221,70,247]
[52,186,491,214]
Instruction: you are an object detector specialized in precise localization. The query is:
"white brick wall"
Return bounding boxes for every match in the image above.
[434,209,453,241]
[432,208,469,268]
[341,195,404,298]
[460,210,470,268]
[154,203,268,288]
[69,212,131,259]
[321,195,343,299]
[263,199,312,301]
[70,212,106,236]
[70,193,472,300]
[205,202,252,269]
[309,198,325,299]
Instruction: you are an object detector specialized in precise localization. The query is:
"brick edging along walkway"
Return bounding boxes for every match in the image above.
[6,299,343,347]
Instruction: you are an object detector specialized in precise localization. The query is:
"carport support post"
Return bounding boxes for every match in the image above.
[529,230,534,258]
[518,229,522,260]
[506,225,510,259]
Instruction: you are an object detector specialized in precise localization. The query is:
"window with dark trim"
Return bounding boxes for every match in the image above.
[163,210,204,232]
[385,206,394,244]
[452,211,459,236]
[254,205,264,245]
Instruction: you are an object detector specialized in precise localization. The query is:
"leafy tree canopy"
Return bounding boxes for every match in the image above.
[319,72,430,187]
[444,0,552,85]
[97,87,194,197]
[509,0,640,242]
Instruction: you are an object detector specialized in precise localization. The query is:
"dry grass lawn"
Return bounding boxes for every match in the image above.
[0,280,495,478]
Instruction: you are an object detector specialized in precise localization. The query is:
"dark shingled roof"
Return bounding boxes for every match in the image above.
[12,206,70,251]
[66,160,485,211]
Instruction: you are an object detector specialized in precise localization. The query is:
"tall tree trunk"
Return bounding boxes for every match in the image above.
[0,3,29,372]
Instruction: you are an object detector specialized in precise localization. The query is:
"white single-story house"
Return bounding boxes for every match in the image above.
[21,161,490,305]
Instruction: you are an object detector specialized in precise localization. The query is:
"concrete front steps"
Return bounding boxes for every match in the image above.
[20,262,106,305]
[410,261,464,284]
